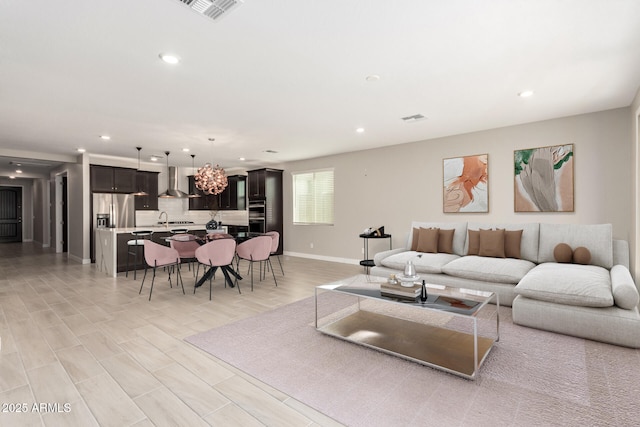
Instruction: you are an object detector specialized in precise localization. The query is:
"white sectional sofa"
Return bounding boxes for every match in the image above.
[370,221,640,348]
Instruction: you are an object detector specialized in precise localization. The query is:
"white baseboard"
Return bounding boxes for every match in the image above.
[68,253,92,265]
[68,253,82,263]
[284,251,360,265]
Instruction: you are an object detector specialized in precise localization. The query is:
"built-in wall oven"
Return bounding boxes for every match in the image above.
[248,199,266,233]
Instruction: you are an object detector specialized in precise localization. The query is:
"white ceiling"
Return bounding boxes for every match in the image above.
[1,0,640,179]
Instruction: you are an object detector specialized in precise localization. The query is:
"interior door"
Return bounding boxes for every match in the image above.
[0,186,23,243]
[62,176,68,252]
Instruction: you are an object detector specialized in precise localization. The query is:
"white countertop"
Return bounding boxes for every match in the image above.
[97,222,248,234]
[97,225,212,234]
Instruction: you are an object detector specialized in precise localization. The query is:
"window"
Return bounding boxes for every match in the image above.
[293,168,334,225]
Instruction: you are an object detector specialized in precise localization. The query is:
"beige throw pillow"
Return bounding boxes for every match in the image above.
[553,243,573,263]
[478,229,505,258]
[410,227,420,251]
[573,247,592,265]
[467,230,480,255]
[504,229,523,259]
[417,227,439,253]
[438,229,455,254]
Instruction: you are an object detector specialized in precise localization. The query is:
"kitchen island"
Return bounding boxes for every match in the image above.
[94,224,239,277]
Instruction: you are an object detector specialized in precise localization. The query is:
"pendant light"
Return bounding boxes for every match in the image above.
[194,139,228,195]
[131,146,148,196]
[188,154,201,198]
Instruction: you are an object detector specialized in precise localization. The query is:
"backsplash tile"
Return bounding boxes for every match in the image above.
[135,198,247,227]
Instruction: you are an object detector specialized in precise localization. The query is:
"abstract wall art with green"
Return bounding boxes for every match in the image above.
[514,144,574,212]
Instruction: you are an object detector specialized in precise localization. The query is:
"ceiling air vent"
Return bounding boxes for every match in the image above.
[401,114,426,123]
[178,0,243,21]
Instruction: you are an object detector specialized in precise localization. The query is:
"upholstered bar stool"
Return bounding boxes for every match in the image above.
[170,228,188,234]
[126,230,154,280]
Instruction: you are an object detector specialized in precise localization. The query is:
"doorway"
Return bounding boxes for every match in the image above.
[0,186,23,243]
[55,173,68,253]
[62,176,68,253]
[636,107,640,282]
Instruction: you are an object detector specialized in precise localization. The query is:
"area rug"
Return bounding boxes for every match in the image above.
[186,296,640,426]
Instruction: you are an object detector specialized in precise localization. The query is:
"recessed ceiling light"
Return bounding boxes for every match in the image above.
[159,53,180,64]
[77,148,86,153]
[100,135,111,140]
[16,169,22,174]
[182,148,190,152]
[9,176,15,179]
[239,157,246,161]
[356,128,365,133]
[365,75,380,82]
[518,90,534,98]
[150,156,159,162]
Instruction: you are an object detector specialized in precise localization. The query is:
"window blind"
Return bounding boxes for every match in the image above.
[293,169,334,225]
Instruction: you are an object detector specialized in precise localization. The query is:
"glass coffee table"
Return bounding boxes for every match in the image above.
[315,275,499,380]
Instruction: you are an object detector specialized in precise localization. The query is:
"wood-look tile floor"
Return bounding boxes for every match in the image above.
[0,243,361,426]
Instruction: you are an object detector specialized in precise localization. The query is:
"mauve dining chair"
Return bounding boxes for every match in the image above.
[264,230,284,276]
[169,234,200,275]
[235,235,277,291]
[205,232,234,241]
[194,238,239,300]
[140,240,184,301]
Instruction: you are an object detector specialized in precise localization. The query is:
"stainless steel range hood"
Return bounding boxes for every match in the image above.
[159,166,189,198]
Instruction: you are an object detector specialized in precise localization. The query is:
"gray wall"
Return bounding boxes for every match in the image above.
[32,178,46,246]
[67,160,89,263]
[282,108,634,269]
[50,157,90,263]
[631,88,640,280]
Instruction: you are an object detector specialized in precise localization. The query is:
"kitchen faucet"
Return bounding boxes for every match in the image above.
[159,211,168,228]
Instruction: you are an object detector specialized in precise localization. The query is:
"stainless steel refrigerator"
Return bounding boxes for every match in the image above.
[92,193,135,230]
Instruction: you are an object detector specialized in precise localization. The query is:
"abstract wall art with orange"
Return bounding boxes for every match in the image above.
[443,154,488,213]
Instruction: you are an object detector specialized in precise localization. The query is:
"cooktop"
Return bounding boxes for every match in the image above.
[157,221,195,225]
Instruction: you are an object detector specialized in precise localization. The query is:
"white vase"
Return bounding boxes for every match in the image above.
[404,260,416,278]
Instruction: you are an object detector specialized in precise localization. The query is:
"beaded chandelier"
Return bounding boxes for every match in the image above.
[194,163,228,195]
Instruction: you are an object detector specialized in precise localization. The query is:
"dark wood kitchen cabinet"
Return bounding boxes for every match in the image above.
[219,175,247,210]
[247,169,265,198]
[134,171,159,210]
[247,168,283,254]
[188,175,246,211]
[247,168,282,200]
[188,176,220,210]
[90,165,137,193]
